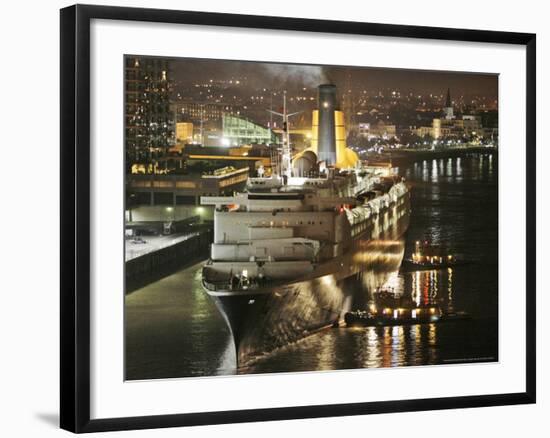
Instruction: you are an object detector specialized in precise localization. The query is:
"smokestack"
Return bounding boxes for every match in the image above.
[317,84,338,166]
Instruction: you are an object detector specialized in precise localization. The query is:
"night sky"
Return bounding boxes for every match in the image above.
[170,57,498,99]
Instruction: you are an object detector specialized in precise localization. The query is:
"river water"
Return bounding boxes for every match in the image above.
[125,154,498,380]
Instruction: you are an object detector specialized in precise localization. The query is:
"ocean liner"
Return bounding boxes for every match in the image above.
[201,84,411,366]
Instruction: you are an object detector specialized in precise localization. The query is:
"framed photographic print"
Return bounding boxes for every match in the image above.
[60,4,536,433]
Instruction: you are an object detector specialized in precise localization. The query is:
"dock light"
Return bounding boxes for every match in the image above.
[323,101,329,108]
[393,309,398,319]
[166,207,173,212]
[196,206,204,215]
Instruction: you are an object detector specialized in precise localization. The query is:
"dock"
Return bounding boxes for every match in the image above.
[125,226,213,293]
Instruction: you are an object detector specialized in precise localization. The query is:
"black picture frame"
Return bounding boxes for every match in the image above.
[60,4,536,433]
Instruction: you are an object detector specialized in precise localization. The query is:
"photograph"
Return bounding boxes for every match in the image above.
[123,56,499,380]
[0,0,543,434]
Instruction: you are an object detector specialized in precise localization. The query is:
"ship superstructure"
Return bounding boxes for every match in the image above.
[201,84,411,366]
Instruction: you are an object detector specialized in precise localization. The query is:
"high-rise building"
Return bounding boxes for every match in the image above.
[125,56,175,172]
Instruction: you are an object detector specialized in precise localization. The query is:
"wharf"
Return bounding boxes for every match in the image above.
[125,227,212,293]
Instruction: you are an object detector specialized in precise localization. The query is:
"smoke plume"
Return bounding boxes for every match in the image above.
[260,64,330,88]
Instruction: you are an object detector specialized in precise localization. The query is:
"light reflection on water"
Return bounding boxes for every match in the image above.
[245,320,442,371]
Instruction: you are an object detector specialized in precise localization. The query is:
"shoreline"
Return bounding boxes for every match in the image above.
[372,146,497,165]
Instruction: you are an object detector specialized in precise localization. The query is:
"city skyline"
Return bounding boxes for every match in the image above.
[125,55,498,174]
[169,57,499,100]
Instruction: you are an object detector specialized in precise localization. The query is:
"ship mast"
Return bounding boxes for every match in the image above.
[268,91,301,182]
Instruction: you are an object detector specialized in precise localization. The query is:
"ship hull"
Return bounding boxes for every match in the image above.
[205,197,410,367]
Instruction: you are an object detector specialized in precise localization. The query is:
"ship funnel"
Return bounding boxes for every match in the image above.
[317,84,338,166]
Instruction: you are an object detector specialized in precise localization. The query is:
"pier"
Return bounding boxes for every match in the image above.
[125,226,212,293]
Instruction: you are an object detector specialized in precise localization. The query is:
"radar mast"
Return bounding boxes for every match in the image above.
[267,91,301,182]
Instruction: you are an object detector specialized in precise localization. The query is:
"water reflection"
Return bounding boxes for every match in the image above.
[345,320,439,369]
[431,159,438,183]
[246,263,464,373]
[448,267,454,312]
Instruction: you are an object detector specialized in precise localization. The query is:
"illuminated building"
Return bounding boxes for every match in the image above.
[125,56,175,171]
[432,115,484,139]
[127,166,249,206]
[176,122,194,145]
[357,120,397,140]
[172,101,239,123]
[462,115,483,136]
[221,114,277,146]
[425,89,487,140]
[415,126,435,138]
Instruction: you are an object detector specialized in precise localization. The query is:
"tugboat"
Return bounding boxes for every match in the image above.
[344,305,470,327]
[401,240,461,272]
[372,287,413,308]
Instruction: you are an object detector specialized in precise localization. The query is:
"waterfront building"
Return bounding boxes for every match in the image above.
[462,115,483,136]
[427,89,488,140]
[357,120,397,140]
[432,118,454,139]
[432,114,485,139]
[415,126,434,138]
[127,166,249,206]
